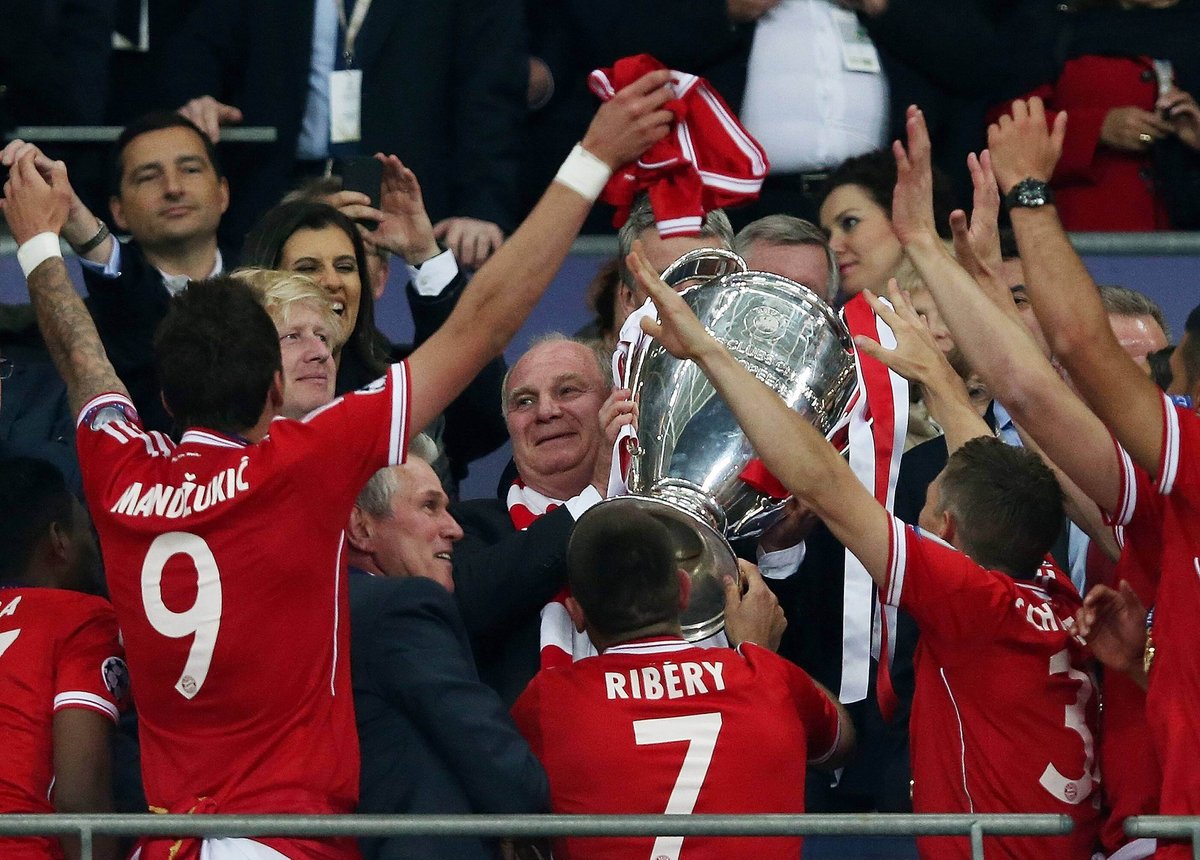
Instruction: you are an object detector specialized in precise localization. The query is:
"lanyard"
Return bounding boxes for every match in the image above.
[335,0,373,67]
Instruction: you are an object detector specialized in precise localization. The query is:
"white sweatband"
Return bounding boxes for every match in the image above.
[17,232,64,277]
[553,144,612,202]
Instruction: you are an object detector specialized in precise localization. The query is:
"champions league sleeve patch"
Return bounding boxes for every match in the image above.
[83,400,138,431]
[101,656,131,704]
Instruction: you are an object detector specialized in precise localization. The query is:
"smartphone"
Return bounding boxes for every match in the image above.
[336,156,382,205]
[334,156,382,230]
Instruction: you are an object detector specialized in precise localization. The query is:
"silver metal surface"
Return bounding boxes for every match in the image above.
[605,257,857,641]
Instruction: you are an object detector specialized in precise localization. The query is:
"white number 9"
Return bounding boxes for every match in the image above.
[140,532,222,700]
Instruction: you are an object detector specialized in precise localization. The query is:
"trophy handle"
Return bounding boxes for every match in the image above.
[659,248,747,290]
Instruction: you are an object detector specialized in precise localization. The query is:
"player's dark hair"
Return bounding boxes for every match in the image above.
[111,111,223,196]
[937,436,1063,578]
[241,200,388,385]
[0,457,74,583]
[567,506,680,638]
[154,276,282,433]
[820,148,956,239]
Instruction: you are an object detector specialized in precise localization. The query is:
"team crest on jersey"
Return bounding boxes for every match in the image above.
[101,656,131,703]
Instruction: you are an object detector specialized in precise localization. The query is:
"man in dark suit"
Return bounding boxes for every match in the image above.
[160,0,526,262]
[2,113,229,433]
[347,437,548,860]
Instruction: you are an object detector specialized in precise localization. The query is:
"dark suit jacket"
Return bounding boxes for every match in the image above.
[81,241,177,434]
[450,498,577,706]
[350,571,548,860]
[162,0,526,246]
[0,308,81,496]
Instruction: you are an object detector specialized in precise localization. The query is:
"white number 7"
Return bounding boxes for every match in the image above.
[141,532,222,700]
[632,712,723,860]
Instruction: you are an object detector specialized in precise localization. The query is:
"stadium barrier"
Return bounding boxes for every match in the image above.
[1127,816,1200,859]
[0,812,1071,860]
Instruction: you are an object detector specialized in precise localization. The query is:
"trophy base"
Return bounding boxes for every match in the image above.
[580,495,737,643]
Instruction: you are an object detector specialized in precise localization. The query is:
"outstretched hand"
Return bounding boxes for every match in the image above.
[629,240,718,361]
[1,153,71,244]
[853,281,954,389]
[890,105,939,246]
[582,69,675,170]
[986,97,1067,195]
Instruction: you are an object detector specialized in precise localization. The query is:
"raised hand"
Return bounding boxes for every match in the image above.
[1,140,100,249]
[592,386,638,493]
[722,560,786,651]
[334,154,443,265]
[949,150,1002,283]
[759,497,819,554]
[628,240,717,362]
[582,69,675,170]
[986,97,1067,194]
[1,153,72,244]
[853,280,952,388]
[433,217,505,270]
[177,95,244,143]
[890,105,939,246]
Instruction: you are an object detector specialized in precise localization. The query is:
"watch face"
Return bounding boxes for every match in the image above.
[1011,179,1051,209]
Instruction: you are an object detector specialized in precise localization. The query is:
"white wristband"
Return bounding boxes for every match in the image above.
[553,144,612,202]
[17,232,64,278]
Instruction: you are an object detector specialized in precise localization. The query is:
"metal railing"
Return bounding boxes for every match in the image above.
[0,812,1071,860]
[4,126,277,144]
[1126,816,1200,860]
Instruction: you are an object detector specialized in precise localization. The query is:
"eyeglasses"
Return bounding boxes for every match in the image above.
[0,358,11,380]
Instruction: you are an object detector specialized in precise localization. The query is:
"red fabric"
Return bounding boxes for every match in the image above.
[883,518,1101,860]
[513,637,841,860]
[0,589,125,860]
[588,54,769,235]
[738,458,790,500]
[1108,397,1200,858]
[77,369,413,859]
[988,56,1169,231]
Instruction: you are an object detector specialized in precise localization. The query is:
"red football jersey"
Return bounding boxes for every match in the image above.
[1095,442,1163,855]
[0,587,127,860]
[512,637,842,860]
[76,364,410,859]
[1109,396,1200,860]
[882,516,1100,860]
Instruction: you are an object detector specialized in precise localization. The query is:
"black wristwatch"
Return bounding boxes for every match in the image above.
[1004,178,1055,211]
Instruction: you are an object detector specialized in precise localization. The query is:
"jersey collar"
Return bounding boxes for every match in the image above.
[605,636,692,655]
[180,428,252,449]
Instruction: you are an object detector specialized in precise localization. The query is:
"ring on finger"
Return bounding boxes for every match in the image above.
[1139,132,1153,144]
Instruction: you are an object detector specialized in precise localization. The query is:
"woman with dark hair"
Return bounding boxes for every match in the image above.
[242,200,390,393]
[817,147,956,301]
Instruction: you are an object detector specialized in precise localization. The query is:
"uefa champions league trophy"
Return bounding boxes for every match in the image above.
[582,249,858,641]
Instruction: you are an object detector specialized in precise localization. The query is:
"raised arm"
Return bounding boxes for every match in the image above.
[1,155,128,415]
[891,106,1122,514]
[987,97,1166,476]
[629,245,894,588]
[404,70,675,439]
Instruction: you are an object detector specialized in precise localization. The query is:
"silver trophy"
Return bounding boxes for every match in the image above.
[586,249,857,641]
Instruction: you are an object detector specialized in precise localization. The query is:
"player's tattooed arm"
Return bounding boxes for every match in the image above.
[27,258,129,417]
[2,152,128,416]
